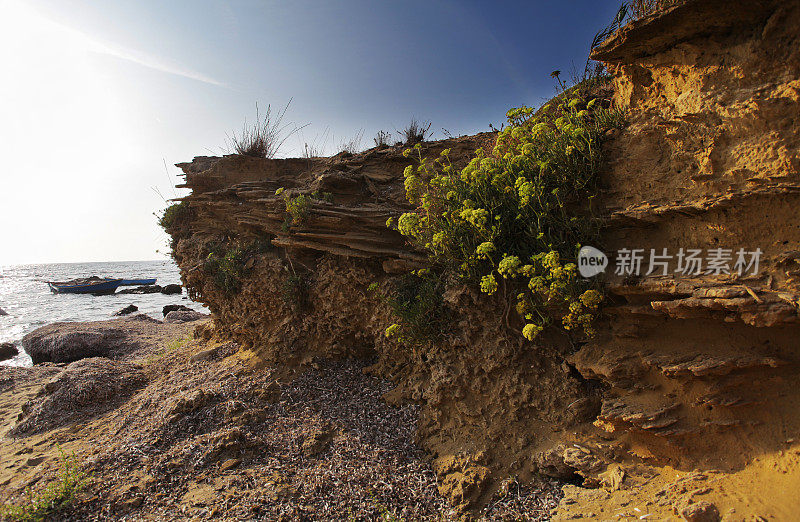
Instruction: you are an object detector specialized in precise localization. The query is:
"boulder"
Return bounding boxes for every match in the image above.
[118,285,162,295]
[22,318,149,364]
[0,306,8,316]
[113,304,138,316]
[163,304,193,317]
[161,284,182,295]
[0,342,18,361]
[164,311,208,324]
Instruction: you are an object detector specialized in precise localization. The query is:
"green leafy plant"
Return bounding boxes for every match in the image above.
[205,246,246,294]
[280,272,308,310]
[204,238,272,294]
[379,272,448,345]
[285,194,311,225]
[388,87,624,342]
[0,449,90,521]
[158,200,188,231]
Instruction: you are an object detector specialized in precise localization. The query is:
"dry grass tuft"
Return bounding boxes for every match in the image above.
[628,0,683,20]
[227,100,306,159]
[399,118,432,145]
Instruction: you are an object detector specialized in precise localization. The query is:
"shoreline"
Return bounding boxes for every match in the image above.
[0,315,561,520]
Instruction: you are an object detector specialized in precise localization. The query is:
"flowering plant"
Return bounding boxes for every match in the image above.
[388,89,623,341]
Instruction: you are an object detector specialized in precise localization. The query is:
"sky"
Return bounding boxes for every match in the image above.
[0,0,621,265]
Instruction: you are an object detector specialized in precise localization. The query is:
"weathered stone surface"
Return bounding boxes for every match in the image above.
[680,501,720,522]
[22,316,164,364]
[164,310,208,324]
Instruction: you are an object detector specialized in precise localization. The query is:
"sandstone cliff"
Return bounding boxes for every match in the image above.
[166,1,800,518]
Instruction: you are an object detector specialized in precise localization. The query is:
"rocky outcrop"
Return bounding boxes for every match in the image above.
[22,315,162,364]
[164,0,800,518]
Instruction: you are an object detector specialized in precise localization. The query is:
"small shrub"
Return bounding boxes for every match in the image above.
[227,100,306,159]
[382,272,448,345]
[205,246,246,295]
[399,118,431,145]
[280,272,307,310]
[285,194,311,225]
[303,143,324,158]
[0,449,90,521]
[203,238,269,295]
[373,130,392,148]
[158,200,188,231]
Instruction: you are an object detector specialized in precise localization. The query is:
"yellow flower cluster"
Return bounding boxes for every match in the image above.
[385,91,622,343]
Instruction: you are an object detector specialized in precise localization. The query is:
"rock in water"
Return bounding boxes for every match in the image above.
[114,304,138,316]
[161,284,182,295]
[0,306,7,316]
[0,342,18,361]
[118,285,162,294]
[163,304,193,317]
[164,310,208,324]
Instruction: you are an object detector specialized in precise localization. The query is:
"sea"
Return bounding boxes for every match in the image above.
[0,260,207,367]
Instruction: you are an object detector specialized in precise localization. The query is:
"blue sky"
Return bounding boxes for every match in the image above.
[0,0,621,264]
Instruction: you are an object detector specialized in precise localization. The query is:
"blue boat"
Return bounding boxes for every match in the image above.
[47,277,124,295]
[119,278,157,286]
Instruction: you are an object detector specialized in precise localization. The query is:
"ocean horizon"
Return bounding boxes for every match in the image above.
[0,259,206,367]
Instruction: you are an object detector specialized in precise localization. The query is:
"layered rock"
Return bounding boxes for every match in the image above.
[166,0,800,517]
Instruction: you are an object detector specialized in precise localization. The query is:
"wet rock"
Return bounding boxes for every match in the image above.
[118,285,162,294]
[0,306,8,316]
[164,310,208,324]
[113,304,138,316]
[0,342,18,361]
[161,284,182,295]
[163,304,192,317]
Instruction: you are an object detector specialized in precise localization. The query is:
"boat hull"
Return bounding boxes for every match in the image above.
[48,279,124,295]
